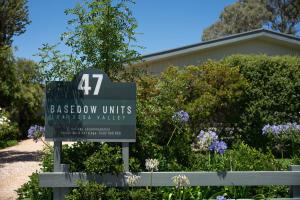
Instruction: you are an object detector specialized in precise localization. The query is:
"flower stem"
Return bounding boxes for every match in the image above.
[208,152,211,170]
[230,151,232,171]
[182,187,186,200]
[40,138,52,149]
[150,171,153,200]
[175,187,179,200]
[167,126,177,146]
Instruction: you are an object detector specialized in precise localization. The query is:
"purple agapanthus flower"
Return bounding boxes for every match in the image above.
[209,140,227,154]
[172,110,189,123]
[28,125,45,142]
[262,124,271,135]
[216,196,227,200]
[262,122,300,136]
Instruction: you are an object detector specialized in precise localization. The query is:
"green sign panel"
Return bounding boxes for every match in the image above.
[45,68,136,142]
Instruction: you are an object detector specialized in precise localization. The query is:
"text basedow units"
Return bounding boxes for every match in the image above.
[49,105,132,115]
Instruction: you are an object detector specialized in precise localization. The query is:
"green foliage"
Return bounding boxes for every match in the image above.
[0,122,19,141]
[202,0,270,41]
[0,47,20,108]
[12,58,44,137]
[189,142,289,199]
[40,147,54,172]
[66,182,153,200]
[161,186,207,200]
[224,55,300,148]
[36,43,83,82]
[191,142,281,171]
[18,55,300,199]
[291,155,300,165]
[16,172,52,200]
[0,2,42,137]
[17,146,53,199]
[202,0,300,41]
[37,0,141,81]
[0,108,19,141]
[0,139,18,149]
[61,142,98,172]
[62,142,141,173]
[133,62,248,170]
[20,141,297,199]
[84,143,123,173]
[128,189,150,200]
[65,181,106,200]
[267,0,300,34]
[60,142,125,173]
[0,0,30,46]
[0,47,43,138]
[266,129,300,158]
[63,0,140,78]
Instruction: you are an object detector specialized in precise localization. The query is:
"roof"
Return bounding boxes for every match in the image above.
[141,29,300,63]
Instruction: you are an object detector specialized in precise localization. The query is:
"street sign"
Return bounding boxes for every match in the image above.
[45,68,136,142]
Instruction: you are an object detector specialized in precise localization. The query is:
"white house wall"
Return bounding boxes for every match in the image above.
[140,39,300,74]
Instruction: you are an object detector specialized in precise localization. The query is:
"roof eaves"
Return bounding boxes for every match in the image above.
[141,29,300,62]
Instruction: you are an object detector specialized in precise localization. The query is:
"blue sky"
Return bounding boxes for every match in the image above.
[13,0,236,61]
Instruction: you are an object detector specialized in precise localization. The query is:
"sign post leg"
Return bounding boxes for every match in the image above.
[54,141,62,171]
[290,165,300,198]
[53,141,69,200]
[122,142,129,172]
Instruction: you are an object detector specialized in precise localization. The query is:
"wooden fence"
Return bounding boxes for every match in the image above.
[39,142,300,200]
[39,166,300,199]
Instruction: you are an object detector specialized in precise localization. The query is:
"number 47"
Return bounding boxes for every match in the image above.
[78,74,103,95]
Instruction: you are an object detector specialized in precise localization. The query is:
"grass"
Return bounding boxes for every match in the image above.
[0,139,18,149]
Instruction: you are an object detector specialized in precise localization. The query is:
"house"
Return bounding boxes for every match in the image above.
[134,29,300,74]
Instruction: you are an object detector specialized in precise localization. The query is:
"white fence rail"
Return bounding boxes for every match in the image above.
[39,165,300,199]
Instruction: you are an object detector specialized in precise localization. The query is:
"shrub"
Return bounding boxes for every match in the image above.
[0,48,44,139]
[65,181,106,200]
[190,141,280,171]
[84,143,123,173]
[133,62,248,170]
[0,108,19,141]
[60,142,124,173]
[224,55,300,148]
[16,172,52,200]
[17,146,53,200]
[262,123,300,157]
[18,55,300,199]
[12,59,44,138]
[0,139,18,149]
[0,47,19,108]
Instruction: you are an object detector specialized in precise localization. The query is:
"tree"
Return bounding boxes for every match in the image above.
[267,0,300,34]
[202,0,300,41]
[0,48,44,137]
[12,58,44,137]
[38,0,140,81]
[0,47,20,108]
[0,0,31,107]
[0,0,36,137]
[0,0,30,46]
